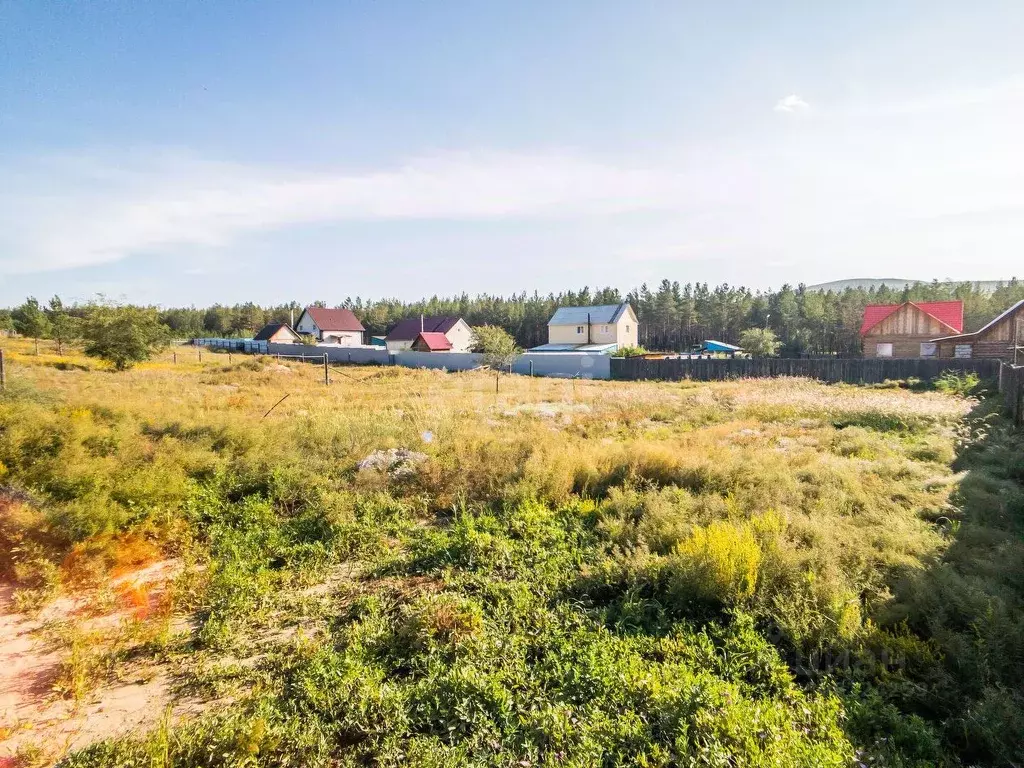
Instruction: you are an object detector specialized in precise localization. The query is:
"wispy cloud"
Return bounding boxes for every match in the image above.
[0,150,703,274]
[774,94,810,113]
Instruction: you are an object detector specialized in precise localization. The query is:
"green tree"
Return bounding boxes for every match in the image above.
[81,303,171,370]
[739,327,782,357]
[46,295,81,355]
[11,296,51,352]
[472,325,522,391]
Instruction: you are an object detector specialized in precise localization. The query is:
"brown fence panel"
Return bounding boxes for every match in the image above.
[611,357,1001,385]
[999,363,1024,427]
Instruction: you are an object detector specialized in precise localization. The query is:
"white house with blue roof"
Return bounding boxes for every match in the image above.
[530,302,639,353]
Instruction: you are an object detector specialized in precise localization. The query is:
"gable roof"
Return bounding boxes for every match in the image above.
[412,332,453,351]
[301,307,365,332]
[253,323,300,342]
[860,300,963,335]
[548,302,632,326]
[931,299,1024,342]
[386,316,462,341]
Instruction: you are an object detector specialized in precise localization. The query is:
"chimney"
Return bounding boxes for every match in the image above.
[290,307,294,327]
[587,312,592,344]
[420,313,424,333]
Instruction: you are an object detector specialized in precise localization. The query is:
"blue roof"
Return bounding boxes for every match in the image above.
[702,340,743,353]
[548,302,631,326]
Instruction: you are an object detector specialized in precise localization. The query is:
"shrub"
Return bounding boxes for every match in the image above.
[667,520,762,607]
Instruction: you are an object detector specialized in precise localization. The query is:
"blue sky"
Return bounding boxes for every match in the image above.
[2,1,1024,307]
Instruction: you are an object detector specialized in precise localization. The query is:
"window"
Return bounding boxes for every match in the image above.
[601,325,609,333]
[576,326,584,334]
[954,344,973,359]
[920,342,937,357]
[626,325,630,332]
[875,343,893,358]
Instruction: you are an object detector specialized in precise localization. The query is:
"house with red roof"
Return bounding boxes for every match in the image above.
[860,300,964,358]
[385,315,474,352]
[294,307,366,346]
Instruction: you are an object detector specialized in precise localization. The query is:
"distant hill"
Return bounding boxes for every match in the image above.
[805,278,1013,293]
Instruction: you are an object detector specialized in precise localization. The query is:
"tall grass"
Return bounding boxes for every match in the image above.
[0,337,1018,766]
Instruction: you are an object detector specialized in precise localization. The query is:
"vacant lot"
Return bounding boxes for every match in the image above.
[0,339,1021,767]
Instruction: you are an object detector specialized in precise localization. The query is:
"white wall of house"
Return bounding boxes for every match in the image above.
[295,313,320,338]
[385,339,414,352]
[445,319,475,352]
[321,330,363,346]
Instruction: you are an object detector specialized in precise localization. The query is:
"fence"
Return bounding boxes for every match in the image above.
[262,343,612,379]
[610,356,1001,384]
[192,338,269,354]
[1000,363,1024,427]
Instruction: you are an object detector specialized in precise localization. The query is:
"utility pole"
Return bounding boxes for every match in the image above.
[323,354,329,385]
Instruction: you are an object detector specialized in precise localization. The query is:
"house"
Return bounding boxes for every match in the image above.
[385,316,474,352]
[294,307,365,346]
[860,301,963,358]
[411,332,453,352]
[931,299,1024,360]
[253,323,301,343]
[534,302,638,352]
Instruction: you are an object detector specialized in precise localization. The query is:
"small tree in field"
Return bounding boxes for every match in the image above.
[739,327,782,358]
[46,296,81,355]
[12,297,51,353]
[82,303,171,370]
[471,325,522,392]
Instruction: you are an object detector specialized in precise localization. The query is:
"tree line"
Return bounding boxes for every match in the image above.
[3,279,1023,358]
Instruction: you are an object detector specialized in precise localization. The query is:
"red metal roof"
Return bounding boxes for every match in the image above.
[860,300,963,335]
[413,332,453,351]
[386,316,462,341]
[303,307,365,332]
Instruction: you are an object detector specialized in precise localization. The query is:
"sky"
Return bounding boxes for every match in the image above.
[2,1,1024,308]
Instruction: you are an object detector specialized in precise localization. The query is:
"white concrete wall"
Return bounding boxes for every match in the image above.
[264,343,612,378]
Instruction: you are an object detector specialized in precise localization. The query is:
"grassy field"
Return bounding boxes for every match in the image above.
[0,337,1022,767]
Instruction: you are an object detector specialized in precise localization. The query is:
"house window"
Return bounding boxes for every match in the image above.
[920,342,937,357]
[626,325,630,332]
[954,344,973,359]
[875,343,893,358]
[576,326,584,334]
[601,325,609,333]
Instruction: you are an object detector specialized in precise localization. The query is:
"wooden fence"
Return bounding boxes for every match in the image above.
[610,357,1001,385]
[1000,363,1024,427]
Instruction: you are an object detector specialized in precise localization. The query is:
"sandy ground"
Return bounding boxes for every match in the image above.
[0,561,192,764]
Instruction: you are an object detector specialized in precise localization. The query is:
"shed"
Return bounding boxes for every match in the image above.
[931,299,1024,360]
[253,323,301,343]
[411,332,454,352]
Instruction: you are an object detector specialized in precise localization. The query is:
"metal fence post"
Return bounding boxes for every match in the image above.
[0,349,6,391]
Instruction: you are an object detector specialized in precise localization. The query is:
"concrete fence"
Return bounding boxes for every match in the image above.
[257,342,612,379]
[610,356,1001,384]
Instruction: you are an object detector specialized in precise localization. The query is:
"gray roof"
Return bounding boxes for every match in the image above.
[548,302,631,326]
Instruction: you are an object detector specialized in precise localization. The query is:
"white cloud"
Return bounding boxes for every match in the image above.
[3,72,1024,287]
[774,94,810,113]
[0,150,707,274]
